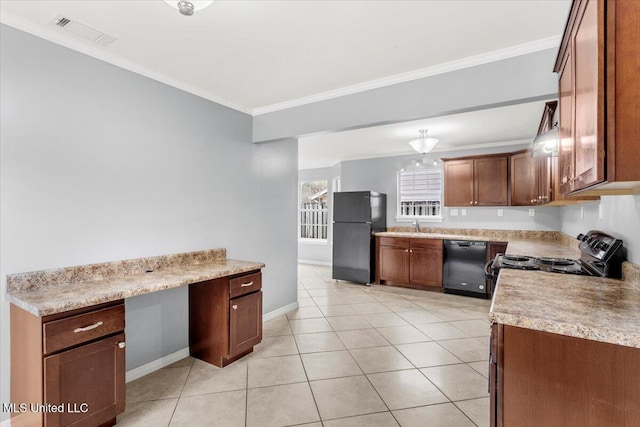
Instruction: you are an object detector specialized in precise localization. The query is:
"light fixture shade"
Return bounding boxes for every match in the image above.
[409,130,439,154]
[532,127,559,157]
[164,1,214,15]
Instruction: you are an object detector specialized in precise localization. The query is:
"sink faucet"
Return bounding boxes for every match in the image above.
[412,220,421,233]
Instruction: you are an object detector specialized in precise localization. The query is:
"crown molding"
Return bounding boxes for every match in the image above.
[253,36,561,116]
[0,12,253,115]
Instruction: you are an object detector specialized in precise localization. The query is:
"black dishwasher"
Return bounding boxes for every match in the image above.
[443,240,488,298]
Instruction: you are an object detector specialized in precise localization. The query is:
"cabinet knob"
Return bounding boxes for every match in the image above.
[470,201,473,205]
[474,201,478,205]
[232,305,238,310]
[405,249,409,253]
[118,342,126,349]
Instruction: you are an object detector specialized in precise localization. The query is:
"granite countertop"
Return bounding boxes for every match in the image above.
[375,231,581,259]
[6,249,264,317]
[489,267,640,349]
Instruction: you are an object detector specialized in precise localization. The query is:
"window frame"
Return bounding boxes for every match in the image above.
[298,179,330,244]
[395,167,444,222]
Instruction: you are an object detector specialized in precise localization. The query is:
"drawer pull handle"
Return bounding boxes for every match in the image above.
[240,281,254,287]
[74,321,103,333]
[232,305,238,310]
[118,342,126,349]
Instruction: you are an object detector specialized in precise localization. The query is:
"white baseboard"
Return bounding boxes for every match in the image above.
[263,301,299,321]
[126,347,190,383]
[298,259,332,266]
[125,302,300,382]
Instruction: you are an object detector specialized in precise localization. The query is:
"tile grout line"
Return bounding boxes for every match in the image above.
[167,358,195,425]
[288,313,323,425]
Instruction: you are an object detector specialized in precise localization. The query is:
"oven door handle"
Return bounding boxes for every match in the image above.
[485,259,497,280]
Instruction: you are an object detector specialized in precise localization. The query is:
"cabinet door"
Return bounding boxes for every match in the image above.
[536,156,551,204]
[573,0,604,191]
[558,46,575,195]
[409,247,443,288]
[475,156,508,206]
[510,152,537,206]
[44,333,125,427]
[229,291,262,358]
[379,245,409,284]
[444,159,474,206]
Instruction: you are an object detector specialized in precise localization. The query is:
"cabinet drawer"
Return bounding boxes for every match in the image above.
[379,237,409,248]
[43,304,125,355]
[410,239,442,249]
[229,272,262,299]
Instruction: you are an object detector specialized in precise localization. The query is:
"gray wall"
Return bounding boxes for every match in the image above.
[560,195,640,264]
[0,24,297,418]
[253,49,559,142]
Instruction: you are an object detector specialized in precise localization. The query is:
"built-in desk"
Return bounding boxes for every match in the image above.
[6,248,264,427]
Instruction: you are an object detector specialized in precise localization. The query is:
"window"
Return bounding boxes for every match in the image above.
[397,168,442,220]
[299,180,328,241]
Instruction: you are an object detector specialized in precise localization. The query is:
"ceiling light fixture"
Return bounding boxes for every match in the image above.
[164,0,213,16]
[409,129,439,154]
[532,123,559,157]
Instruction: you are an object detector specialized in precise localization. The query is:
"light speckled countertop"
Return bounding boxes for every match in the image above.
[376,231,581,259]
[7,250,264,317]
[377,230,640,348]
[489,268,640,348]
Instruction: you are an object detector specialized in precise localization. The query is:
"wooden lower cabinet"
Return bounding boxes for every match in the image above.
[490,324,640,426]
[378,237,410,284]
[10,301,126,427]
[377,236,442,290]
[190,270,263,367]
[229,291,262,358]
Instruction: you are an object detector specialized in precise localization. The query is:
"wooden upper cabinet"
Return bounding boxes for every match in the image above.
[443,154,508,206]
[443,159,474,206]
[554,0,640,196]
[573,0,603,190]
[510,151,538,206]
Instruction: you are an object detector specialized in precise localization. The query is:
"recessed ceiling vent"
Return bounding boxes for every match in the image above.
[51,15,117,47]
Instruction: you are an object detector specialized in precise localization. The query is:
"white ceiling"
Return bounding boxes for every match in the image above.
[298,100,552,169]
[0,0,570,114]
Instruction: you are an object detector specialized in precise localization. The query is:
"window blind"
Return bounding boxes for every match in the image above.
[399,169,441,202]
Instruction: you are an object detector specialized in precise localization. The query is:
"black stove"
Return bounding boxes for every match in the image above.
[488,230,624,281]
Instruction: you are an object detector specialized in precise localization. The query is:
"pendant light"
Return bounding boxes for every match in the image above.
[409,130,439,154]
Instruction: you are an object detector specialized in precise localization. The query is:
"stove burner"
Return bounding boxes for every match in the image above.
[535,257,575,266]
[549,264,585,274]
[503,255,534,262]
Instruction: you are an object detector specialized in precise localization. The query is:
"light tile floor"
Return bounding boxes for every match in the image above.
[116,264,491,426]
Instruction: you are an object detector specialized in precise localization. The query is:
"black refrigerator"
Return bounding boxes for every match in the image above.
[332,191,386,284]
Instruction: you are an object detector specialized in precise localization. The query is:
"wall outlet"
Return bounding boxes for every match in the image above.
[461,209,467,216]
[529,209,535,217]
[450,209,459,217]
[497,209,504,217]
[599,203,604,219]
